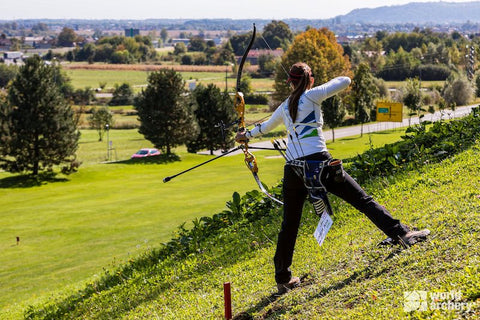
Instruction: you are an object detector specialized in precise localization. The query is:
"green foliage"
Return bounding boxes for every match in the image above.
[0,56,80,175]
[57,27,77,47]
[403,77,422,116]
[186,84,236,154]
[257,53,277,77]
[88,106,114,141]
[352,63,379,126]
[173,42,187,55]
[72,86,95,105]
[261,20,293,51]
[188,36,207,52]
[348,113,480,183]
[322,95,346,142]
[109,82,134,106]
[72,35,157,64]
[0,63,18,88]
[442,76,474,107]
[134,69,199,155]
[238,75,252,94]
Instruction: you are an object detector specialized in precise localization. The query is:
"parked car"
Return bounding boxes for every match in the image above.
[131,148,161,158]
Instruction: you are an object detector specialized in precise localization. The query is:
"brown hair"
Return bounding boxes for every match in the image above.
[287,62,313,121]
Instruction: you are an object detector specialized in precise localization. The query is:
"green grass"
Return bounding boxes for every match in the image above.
[21,143,480,319]
[66,69,275,92]
[0,128,409,319]
[65,69,150,90]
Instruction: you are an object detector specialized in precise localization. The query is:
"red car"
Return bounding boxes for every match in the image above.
[131,148,161,158]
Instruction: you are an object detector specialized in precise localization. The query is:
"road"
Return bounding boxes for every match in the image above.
[200,104,476,156]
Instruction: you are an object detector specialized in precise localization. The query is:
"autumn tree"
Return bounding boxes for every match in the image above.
[134,70,199,155]
[272,27,352,105]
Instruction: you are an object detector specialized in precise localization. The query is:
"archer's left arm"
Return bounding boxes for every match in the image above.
[246,103,285,139]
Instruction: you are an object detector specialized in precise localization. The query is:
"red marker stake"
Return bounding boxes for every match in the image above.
[224,282,232,319]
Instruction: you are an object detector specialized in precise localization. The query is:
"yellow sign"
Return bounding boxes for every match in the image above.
[377,102,403,122]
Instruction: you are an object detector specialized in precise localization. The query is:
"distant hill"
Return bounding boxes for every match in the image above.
[337,1,480,24]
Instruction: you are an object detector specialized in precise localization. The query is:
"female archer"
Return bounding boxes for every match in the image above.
[235,62,430,295]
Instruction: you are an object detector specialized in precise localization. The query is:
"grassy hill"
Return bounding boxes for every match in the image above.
[0,126,409,319]
[21,130,480,318]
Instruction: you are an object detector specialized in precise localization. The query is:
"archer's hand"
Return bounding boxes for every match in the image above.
[235,131,249,144]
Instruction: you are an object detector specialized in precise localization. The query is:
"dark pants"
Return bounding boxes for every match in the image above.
[274,152,409,284]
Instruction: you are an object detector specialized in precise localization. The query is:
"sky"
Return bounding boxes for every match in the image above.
[0,0,478,20]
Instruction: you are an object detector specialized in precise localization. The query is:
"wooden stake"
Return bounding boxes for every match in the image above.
[224,282,232,319]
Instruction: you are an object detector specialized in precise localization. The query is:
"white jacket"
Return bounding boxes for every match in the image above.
[247,76,351,159]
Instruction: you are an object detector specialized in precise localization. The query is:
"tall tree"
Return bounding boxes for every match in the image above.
[134,70,198,155]
[0,56,80,175]
[272,27,352,105]
[351,63,379,137]
[322,95,346,142]
[186,84,236,154]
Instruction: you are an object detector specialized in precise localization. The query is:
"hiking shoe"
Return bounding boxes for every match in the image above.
[398,229,430,248]
[276,276,300,295]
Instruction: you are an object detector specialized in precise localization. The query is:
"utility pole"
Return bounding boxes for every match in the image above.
[467,44,475,80]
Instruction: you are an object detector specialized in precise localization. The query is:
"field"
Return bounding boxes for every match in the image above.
[0,126,407,319]
[63,63,274,92]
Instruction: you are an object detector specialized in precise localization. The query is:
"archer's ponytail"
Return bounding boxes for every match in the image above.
[287,63,312,122]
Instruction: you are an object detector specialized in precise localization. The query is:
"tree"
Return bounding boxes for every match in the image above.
[88,107,114,141]
[0,64,18,88]
[261,20,293,50]
[258,53,276,77]
[189,36,207,52]
[174,42,187,55]
[186,84,236,154]
[134,70,199,155]
[73,87,95,105]
[160,28,168,44]
[322,95,346,142]
[0,56,80,175]
[109,82,134,106]
[403,78,422,124]
[442,76,474,107]
[351,63,379,136]
[272,27,352,105]
[57,27,77,47]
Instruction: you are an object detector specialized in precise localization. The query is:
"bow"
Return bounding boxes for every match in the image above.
[234,24,283,205]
